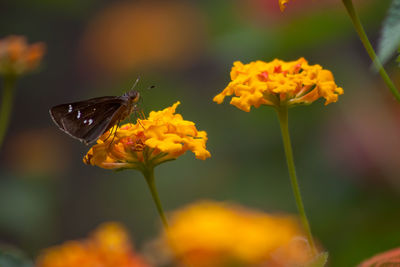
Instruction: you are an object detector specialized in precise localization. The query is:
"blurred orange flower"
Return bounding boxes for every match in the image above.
[0,35,45,76]
[214,58,343,112]
[153,201,313,266]
[79,1,206,76]
[83,102,210,170]
[36,222,150,267]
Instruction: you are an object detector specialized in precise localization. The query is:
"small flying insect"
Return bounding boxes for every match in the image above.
[49,79,143,145]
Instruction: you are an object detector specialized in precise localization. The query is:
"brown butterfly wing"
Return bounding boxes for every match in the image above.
[49,97,127,145]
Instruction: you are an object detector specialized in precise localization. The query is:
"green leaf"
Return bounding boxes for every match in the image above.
[377,0,400,65]
[0,246,34,267]
[306,252,329,267]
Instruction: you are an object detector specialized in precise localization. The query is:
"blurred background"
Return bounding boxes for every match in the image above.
[1,0,400,266]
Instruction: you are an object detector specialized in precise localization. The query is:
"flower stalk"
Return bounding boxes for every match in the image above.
[342,0,400,102]
[275,105,317,256]
[141,166,169,229]
[0,76,16,149]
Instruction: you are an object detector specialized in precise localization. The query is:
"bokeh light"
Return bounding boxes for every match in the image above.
[79,1,207,77]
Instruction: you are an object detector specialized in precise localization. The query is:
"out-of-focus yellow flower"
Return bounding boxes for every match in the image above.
[214,58,343,112]
[83,101,210,170]
[279,0,290,11]
[0,35,45,76]
[154,201,313,266]
[36,222,150,267]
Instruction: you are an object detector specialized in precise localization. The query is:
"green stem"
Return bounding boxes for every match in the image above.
[142,167,169,229]
[275,106,317,256]
[342,0,400,102]
[0,76,17,149]
[142,165,193,267]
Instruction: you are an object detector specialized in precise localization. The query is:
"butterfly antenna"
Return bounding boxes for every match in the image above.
[137,85,153,106]
[131,76,140,91]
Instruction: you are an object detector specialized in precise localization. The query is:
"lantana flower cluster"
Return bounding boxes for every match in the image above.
[84,101,210,171]
[213,58,343,112]
[36,222,149,267]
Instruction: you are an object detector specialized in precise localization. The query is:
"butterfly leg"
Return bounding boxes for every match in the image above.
[129,104,146,129]
[103,124,116,142]
[139,109,146,120]
[135,110,146,129]
[107,119,121,150]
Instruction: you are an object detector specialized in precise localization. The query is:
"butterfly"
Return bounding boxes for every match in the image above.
[49,83,142,145]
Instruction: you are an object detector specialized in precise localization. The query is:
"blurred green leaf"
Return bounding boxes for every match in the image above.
[0,246,33,267]
[377,0,400,65]
[397,45,400,65]
[306,252,328,267]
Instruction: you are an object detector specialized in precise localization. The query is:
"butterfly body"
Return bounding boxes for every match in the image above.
[50,89,140,145]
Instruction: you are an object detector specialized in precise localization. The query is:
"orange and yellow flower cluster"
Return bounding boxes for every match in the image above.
[84,101,211,170]
[36,222,149,267]
[213,58,343,112]
[156,201,313,266]
[0,35,45,76]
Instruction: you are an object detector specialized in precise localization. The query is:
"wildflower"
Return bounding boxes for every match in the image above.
[0,35,45,76]
[153,201,313,266]
[213,58,343,112]
[213,58,340,257]
[36,222,150,267]
[83,101,210,170]
[84,101,210,228]
[0,35,46,149]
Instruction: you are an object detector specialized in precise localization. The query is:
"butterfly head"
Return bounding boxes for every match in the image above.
[124,90,140,104]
